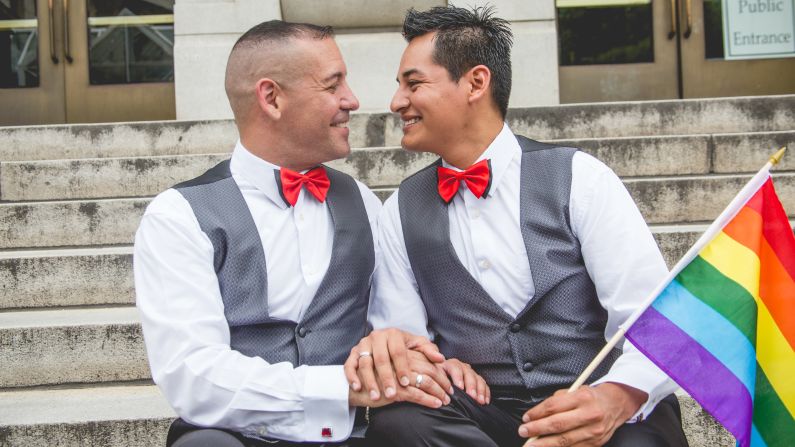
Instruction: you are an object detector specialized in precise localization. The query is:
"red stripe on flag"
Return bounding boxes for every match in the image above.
[761,180,795,283]
[744,184,764,215]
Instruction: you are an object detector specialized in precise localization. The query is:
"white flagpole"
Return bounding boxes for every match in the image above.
[523,147,786,446]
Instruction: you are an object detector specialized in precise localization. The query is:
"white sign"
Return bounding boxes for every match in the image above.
[722,0,795,59]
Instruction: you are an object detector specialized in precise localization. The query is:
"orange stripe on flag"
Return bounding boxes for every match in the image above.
[724,206,763,253]
[723,203,795,351]
[760,237,795,351]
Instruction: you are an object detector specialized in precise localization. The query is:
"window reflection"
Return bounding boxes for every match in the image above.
[0,0,38,88]
[87,0,174,85]
[703,0,724,59]
[557,0,654,66]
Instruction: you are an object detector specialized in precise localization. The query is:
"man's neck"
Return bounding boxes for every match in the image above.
[439,118,504,169]
[239,132,315,172]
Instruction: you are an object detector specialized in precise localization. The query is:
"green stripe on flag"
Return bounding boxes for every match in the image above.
[676,256,758,345]
[753,365,795,446]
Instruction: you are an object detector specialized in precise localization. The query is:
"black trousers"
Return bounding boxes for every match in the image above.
[367,390,688,447]
[166,418,368,447]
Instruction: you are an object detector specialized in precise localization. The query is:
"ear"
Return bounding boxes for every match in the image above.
[255,78,282,120]
[464,65,491,105]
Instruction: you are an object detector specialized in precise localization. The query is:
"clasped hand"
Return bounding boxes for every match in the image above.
[344,328,490,408]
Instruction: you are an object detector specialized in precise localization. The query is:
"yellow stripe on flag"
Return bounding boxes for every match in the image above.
[757,298,795,418]
[701,232,795,416]
[700,232,760,297]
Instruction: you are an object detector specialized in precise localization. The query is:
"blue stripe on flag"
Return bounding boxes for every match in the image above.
[651,280,756,395]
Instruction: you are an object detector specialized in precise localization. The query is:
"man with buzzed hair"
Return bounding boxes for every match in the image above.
[135,20,461,447]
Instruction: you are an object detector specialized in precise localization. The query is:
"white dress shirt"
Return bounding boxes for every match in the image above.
[369,124,678,420]
[135,141,381,442]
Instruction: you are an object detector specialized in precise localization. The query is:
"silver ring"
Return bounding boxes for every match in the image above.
[358,351,371,359]
[414,374,424,388]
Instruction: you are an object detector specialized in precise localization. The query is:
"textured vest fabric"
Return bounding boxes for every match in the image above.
[398,135,620,401]
[174,160,374,367]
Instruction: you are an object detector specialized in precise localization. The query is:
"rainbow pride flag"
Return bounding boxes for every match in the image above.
[624,168,794,447]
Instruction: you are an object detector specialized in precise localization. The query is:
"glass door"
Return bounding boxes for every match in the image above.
[557,0,680,103]
[680,0,795,97]
[1,0,66,124]
[0,0,174,126]
[557,0,795,102]
[63,0,175,123]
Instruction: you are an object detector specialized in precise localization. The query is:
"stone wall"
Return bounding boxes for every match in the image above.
[173,0,560,120]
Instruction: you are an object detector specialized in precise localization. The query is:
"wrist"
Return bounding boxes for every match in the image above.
[597,382,647,421]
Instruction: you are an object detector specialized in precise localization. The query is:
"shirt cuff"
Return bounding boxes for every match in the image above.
[591,352,679,423]
[301,365,356,442]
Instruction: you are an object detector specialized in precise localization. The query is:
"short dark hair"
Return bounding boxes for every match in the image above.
[233,20,334,51]
[402,5,513,118]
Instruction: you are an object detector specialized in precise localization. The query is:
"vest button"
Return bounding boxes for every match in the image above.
[522,362,533,372]
[509,323,521,333]
[297,327,308,337]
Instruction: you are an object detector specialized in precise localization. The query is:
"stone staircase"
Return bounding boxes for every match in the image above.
[1,95,793,446]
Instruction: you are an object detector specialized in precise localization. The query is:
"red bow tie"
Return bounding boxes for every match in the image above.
[278,166,331,207]
[436,159,492,204]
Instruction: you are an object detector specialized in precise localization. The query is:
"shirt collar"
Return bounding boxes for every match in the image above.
[441,123,520,197]
[229,140,290,210]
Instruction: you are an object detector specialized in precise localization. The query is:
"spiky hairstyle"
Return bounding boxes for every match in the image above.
[403,5,513,117]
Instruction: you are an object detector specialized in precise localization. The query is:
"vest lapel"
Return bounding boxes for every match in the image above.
[411,159,515,321]
[514,135,577,322]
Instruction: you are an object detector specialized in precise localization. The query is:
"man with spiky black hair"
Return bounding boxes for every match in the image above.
[348,5,689,447]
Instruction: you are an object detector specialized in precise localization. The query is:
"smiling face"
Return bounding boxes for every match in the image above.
[390,32,470,155]
[279,37,360,165]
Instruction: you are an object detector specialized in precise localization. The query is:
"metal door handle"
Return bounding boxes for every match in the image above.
[684,0,693,38]
[62,0,73,63]
[668,0,677,39]
[48,0,58,63]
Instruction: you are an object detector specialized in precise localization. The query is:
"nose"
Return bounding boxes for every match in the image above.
[390,87,408,113]
[341,81,360,111]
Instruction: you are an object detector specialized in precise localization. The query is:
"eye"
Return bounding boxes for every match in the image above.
[407,80,421,90]
[326,83,339,93]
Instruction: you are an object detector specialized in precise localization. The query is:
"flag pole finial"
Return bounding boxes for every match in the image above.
[770,147,787,165]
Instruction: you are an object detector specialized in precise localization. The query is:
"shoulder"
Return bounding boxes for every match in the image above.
[572,151,616,184]
[145,188,194,218]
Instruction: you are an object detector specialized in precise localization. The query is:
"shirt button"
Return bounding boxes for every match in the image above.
[522,362,533,372]
[509,323,521,333]
[478,259,491,270]
[297,327,308,337]
[258,427,268,436]
[298,213,304,222]
[472,210,481,219]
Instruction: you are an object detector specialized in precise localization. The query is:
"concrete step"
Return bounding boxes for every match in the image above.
[2,173,794,249]
[503,94,795,143]
[0,307,148,388]
[0,384,174,447]
[627,172,795,226]
[0,247,133,310]
[0,384,731,447]
[4,219,794,311]
[3,131,793,202]
[0,198,147,249]
[1,95,792,162]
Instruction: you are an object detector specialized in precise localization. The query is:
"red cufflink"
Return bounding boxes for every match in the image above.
[321,427,332,438]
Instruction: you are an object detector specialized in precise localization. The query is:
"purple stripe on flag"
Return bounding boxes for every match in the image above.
[626,306,753,447]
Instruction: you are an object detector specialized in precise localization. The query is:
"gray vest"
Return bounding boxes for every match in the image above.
[398,136,620,401]
[174,160,374,367]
